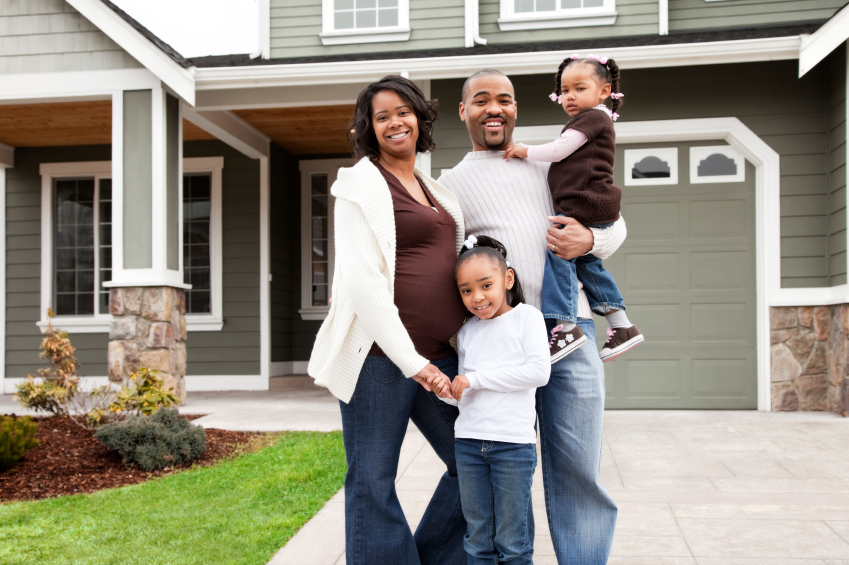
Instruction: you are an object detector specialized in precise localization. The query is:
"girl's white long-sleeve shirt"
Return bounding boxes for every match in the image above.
[442,304,550,444]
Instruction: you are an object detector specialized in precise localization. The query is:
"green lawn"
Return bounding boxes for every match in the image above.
[0,431,346,565]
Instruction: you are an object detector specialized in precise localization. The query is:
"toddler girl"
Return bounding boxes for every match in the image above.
[504,54,644,363]
[436,235,549,565]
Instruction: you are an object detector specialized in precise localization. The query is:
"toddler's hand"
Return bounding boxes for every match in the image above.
[503,144,529,161]
[451,375,470,401]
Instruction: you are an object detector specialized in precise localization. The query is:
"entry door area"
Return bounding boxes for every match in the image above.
[597,141,758,409]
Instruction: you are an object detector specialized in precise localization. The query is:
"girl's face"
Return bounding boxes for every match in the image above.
[560,63,612,118]
[371,89,420,160]
[456,255,515,320]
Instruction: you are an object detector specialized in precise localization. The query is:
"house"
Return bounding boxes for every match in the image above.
[0,0,847,413]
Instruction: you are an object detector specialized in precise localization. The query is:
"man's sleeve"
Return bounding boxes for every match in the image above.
[588,215,626,260]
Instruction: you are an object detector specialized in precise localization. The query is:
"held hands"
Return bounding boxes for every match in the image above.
[546,216,594,260]
[413,363,455,400]
[502,144,529,161]
[451,375,470,401]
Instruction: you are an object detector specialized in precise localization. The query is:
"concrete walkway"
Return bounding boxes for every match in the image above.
[5,378,849,564]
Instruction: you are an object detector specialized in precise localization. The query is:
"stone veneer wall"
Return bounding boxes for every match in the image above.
[107,287,187,401]
[771,305,849,415]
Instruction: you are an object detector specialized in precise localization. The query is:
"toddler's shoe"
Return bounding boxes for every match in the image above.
[600,325,644,363]
[549,324,587,364]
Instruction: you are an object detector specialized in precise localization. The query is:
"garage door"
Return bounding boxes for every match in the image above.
[595,141,758,409]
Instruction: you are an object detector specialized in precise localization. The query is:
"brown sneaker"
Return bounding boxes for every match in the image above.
[600,325,644,363]
[549,324,588,364]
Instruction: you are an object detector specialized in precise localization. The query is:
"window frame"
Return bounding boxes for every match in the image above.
[320,0,411,46]
[299,158,354,321]
[623,148,679,186]
[38,158,224,333]
[690,145,746,184]
[497,0,617,31]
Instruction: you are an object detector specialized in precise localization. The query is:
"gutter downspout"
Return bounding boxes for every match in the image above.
[465,0,487,47]
[659,0,668,35]
[250,0,271,59]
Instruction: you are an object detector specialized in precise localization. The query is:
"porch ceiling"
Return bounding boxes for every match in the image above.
[232,105,354,155]
[0,100,215,147]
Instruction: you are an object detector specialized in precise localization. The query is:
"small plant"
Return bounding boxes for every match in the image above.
[85,368,182,427]
[14,310,80,418]
[94,408,206,472]
[0,415,41,472]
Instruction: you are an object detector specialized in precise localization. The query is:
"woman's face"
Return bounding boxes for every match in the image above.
[456,255,514,320]
[371,89,419,160]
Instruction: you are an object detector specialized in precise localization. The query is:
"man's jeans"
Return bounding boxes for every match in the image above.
[339,354,467,565]
[455,439,536,565]
[537,319,618,564]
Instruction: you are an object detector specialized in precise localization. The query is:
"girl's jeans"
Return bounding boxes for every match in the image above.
[455,438,537,565]
[339,354,467,565]
[540,222,625,324]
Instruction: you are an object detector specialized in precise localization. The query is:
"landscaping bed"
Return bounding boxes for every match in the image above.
[0,414,257,502]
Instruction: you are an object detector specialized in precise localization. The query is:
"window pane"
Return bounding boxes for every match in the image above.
[77,293,94,316]
[336,0,354,8]
[78,248,94,270]
[56,271,75,293]
[378,0,398,6]
[312,284,327,306]
[78,270,94,292]
[538,0,556,10]
[77,224,94,247]
[515,0,535,12]
[56,294,75,316]
[190,268,210,290]
[183,173,213,314]
[582,0,603,6]
[697,154,738,176]
[312,194,327,218]
[190,291,210,314]
[54,178,95,316]
[358,0,377,8]
[335,10,354,29]
[312,239,328,261]
[313,262,326,284]
[356,8,376,28]
[632,156,672,179]
[378,7,398,27]
[561,0,581,7]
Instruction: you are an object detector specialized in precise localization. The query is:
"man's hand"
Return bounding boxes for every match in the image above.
[413,364,455,399]
[503,144,529,161]
[430,374,454,399]
[451,375,471,401]
[546,216,594,260]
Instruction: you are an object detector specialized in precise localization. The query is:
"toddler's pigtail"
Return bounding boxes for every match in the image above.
[607,58,622,116]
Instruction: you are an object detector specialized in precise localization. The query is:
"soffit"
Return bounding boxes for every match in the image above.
[232,105,354,155]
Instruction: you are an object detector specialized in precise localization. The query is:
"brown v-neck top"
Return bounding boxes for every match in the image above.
[369,161,466,360]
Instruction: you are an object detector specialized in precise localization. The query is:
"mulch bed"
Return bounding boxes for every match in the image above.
[0,414,259,502]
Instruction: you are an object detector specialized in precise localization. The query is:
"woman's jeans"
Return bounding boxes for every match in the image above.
[541,222,625,323]
[339,354,467,565]
[455,439,536,565]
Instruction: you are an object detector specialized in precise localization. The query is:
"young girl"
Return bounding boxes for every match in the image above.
[504,54,644,364]
[435,235,549,565]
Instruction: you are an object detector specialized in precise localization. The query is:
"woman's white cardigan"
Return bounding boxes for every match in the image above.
[307,157,466,403]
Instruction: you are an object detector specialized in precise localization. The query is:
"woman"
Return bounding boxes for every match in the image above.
[308,76,468,564]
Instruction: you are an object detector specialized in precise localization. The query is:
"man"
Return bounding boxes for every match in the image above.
[438,69,620,564]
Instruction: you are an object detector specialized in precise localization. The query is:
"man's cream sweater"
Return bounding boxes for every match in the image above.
[307,157,466,403]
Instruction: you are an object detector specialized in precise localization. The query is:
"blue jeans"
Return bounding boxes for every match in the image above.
[537,319,618,564]
[541,223,625,323]
[455,439,536,565]
[339,354,467,565]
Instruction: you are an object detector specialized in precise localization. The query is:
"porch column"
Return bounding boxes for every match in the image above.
[105,87,188,401]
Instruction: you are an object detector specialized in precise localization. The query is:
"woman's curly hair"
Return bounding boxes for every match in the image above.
[348,75,438,160]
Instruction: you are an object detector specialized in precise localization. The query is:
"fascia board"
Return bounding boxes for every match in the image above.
[195,36,802,90]
[0,68,160,102]
[799,4,849,77]
[65,0,196,105]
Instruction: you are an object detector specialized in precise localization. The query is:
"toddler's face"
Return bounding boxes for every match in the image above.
[559,63,612,118]
[456,256,514,320]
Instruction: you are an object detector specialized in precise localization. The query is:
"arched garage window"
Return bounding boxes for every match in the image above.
[623,148,678,186]
[690,146,745,183]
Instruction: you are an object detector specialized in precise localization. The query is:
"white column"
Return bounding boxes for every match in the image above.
[259,156,270,388]
[658,0,669,35]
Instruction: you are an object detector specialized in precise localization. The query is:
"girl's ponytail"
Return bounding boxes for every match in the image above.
[457,235,526,310]
[552,54,623,118]
[606,58,622,116]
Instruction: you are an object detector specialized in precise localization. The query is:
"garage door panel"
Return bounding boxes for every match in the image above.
[623,359,684,399]
[623,202,680,241]
[690,303,752,343]
[689,200,749,239]
[623,252,680,291]
[691,357,756,399]
[690,251,749,290]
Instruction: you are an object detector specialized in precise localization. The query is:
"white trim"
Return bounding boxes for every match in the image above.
[0,142,13,168]
[194,36,803,89]
[151,87,167,276]
[0,167,6,380]
[184,375,267,391]
[182,106,270,159]
[799,3,849,77]
[658,0,668,35]
[0,68,160,103]
[64,0,196,105]
[415,152,432,178]
[770,285,849,307]
[319,0,410,45]
[690,145,745,184]
[518,117,777,411]
[497,0,616,31]
[111,92,125,287]
[465,0,487,47]
[270,361,310,376]
[260,157,271,390]
[622,147,679,186]
[258,0,271,59]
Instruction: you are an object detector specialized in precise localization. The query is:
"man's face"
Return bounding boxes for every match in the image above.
[459,74,517,152]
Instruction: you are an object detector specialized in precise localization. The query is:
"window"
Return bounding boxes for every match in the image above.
[690,146,745,184]
[623,148,679,186]
[320,0,410,45]
[299,158,355,320]
[39,158,223,333]
[498,0,616,31]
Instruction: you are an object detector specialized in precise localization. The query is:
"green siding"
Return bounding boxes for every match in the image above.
[669,0,844,33]
[432,60,832,288]
[123,89,153,270]
[0,0,142,74]
[827,43,847,286]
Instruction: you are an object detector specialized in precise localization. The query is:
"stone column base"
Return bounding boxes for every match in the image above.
[107,286,187,402]
[770,305,848,415]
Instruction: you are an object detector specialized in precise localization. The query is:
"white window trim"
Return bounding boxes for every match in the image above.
[38,158,224,333]
[319,0,411,46]
[690,145,745,184]
[497,0,617,31]
[623,147,679,186]
[298,158,355,321]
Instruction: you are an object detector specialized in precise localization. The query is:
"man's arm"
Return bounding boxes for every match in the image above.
[545,215,627,261]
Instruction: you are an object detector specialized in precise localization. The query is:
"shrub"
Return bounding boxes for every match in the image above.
[0,415,40,472]
[94,408,206,472]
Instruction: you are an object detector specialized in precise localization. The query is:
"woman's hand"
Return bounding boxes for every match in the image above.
[451,375,470,401]
[546,216,594,260]
[503,144,529,161]
[413,364,455,399]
